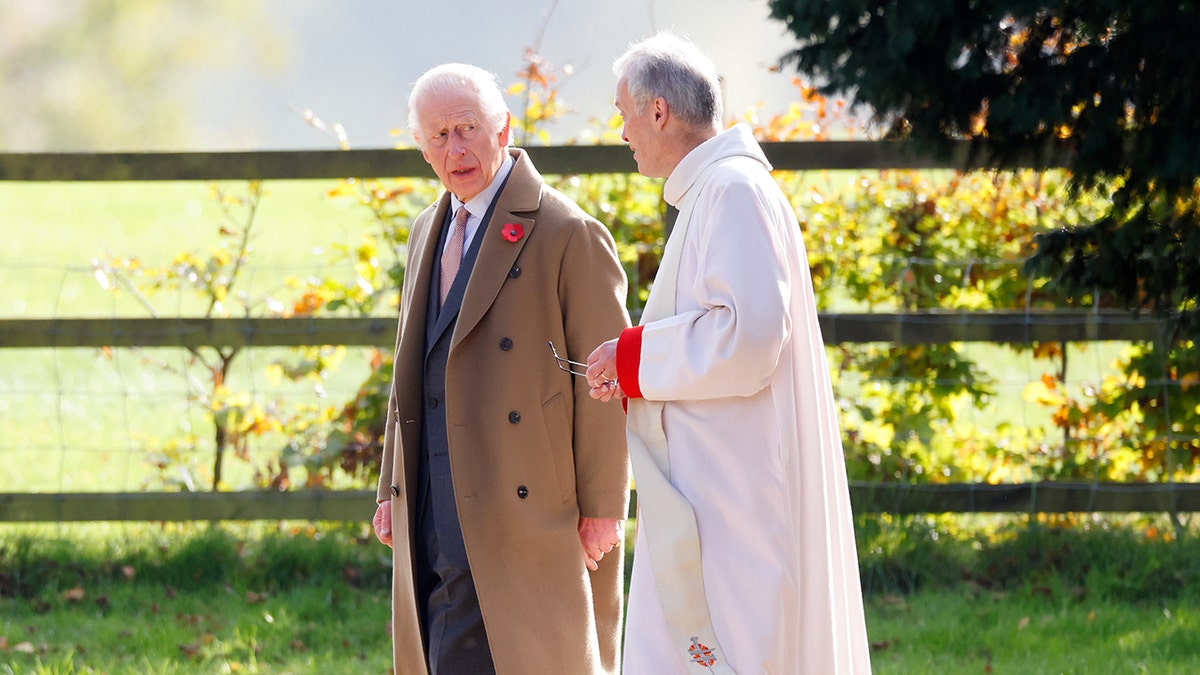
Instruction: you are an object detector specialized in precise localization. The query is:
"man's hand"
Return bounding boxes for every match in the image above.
[373,500,393,548]
[578,517,623,572]
[586,339,624,402]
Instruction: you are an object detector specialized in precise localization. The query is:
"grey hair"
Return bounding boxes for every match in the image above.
[407,63,510,144]
[613,32,723,128]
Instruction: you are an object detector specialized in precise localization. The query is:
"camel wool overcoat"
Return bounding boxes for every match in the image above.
[376,148,631,674]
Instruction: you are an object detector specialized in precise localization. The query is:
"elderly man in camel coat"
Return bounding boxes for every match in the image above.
[373,63,631,674]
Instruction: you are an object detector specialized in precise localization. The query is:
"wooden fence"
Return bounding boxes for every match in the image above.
[1,140,1191,522]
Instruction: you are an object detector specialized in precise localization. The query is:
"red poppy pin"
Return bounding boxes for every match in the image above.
[501,223,524,243]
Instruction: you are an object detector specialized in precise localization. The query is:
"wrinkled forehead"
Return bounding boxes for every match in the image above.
[416,89,489,132]
[424,106,486,131]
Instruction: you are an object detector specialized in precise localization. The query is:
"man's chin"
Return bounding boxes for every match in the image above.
[449,178,480,198]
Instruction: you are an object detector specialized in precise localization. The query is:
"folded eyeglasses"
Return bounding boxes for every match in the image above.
[548,340,588,377]
[548,340,615,386]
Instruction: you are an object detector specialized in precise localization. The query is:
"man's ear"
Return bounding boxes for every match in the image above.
[652,97,669,129]
[499,112,513,145]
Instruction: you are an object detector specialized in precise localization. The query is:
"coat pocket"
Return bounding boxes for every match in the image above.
[539,392,577,505]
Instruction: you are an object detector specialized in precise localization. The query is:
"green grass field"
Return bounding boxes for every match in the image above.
[0,180,373,319]
[2,581,393,674]
[7,583,1200,674]
[3,522,1200,674]
[868,590,1200,674]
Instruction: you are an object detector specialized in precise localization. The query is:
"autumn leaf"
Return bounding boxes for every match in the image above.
[1032,341,1063,359]
[1179,371,1200,391]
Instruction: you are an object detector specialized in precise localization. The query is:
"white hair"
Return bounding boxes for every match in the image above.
[613,32,723,128]
[407,63,510,143]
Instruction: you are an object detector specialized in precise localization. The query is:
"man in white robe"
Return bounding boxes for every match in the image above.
[586,33,872,674]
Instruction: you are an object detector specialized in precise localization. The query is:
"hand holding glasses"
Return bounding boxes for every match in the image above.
[548,340,616,389]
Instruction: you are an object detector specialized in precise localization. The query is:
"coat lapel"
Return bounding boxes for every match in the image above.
[452,149,542,348]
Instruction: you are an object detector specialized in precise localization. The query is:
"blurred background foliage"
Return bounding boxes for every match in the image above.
[0,1,285,151]
[768,0,1200,509]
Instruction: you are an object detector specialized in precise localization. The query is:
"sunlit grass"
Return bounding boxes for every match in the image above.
[1,582,392,674]
[0,522,392,673]
[5,519,1200,673]
[0,180,375,320]
[868,590,1200,674]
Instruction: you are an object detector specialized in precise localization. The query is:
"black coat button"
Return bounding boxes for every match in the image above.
[428,397,439,409]
[390,485,400,497]
[508,411,521,424]
[517,485,529,499]
[508,265,521,278]
[499,337,513,351]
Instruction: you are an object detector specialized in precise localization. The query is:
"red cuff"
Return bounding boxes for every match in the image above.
[617,325,644,399]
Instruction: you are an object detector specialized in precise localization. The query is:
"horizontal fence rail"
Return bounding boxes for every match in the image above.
[0,310,1163,349]
[0,490,377,522]
[2,482,1199,522]
[0,140,1070,182]
[849,482,1200,514]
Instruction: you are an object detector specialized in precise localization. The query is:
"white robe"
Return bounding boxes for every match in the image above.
[618,124,871,674]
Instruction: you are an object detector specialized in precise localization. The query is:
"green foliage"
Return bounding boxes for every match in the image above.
[92,183,358,492]
[768,1,1200,489]
[0,524,387,601]
[768,0,1200,390]
[1030,186,1200,336]
[1092,341,1200,479]
[857,514,1200,603]
[309,174,441,317]
[857,515,972,594]
[768,0,1200,189]
[774,90,1115,482]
